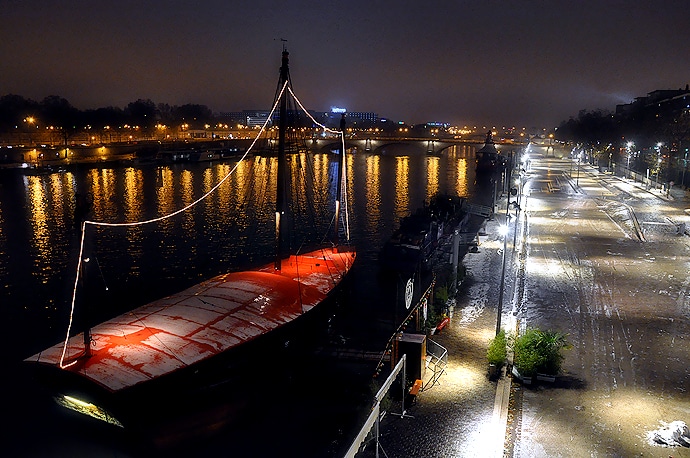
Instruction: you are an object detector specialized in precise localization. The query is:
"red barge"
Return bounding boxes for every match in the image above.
[23,49,356,438]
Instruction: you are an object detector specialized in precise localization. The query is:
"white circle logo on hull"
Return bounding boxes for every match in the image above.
[405,278,414,309]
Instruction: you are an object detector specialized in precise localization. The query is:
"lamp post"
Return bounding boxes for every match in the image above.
[24,116,37,146]
[682,148,688,188]
[626,141,634,179]
[496,161,518,337]
[496,221,509,336]
[655,142,663,190]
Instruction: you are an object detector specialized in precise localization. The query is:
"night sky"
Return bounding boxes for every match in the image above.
[2,1,689,128]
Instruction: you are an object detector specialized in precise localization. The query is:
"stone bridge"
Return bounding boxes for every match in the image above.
[304,137,465,155]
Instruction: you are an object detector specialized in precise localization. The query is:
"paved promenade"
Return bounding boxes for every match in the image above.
[358,152,690,458]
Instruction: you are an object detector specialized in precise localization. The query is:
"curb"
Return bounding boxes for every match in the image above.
[492,366,512,457]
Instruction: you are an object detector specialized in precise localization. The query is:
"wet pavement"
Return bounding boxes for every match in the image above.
[355,149,690,458]
[356,213,508,458]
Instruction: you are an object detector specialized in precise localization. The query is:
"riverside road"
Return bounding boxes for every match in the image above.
[359,148,690,458]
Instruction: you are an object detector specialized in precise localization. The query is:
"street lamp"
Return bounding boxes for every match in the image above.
[655,142,664,190]
[24,116,37,146]
[495,174,521,337]
[626,141,634,179]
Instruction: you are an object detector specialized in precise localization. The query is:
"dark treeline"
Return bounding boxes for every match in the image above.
[556,107,690,149]
[555,87,690,151]
[0,94,215,132]
[554,87,690,186]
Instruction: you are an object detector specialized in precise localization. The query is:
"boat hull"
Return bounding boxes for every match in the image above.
[380,195,465,273]
[23,247,356,436]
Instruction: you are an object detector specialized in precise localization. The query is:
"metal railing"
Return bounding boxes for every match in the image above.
[423,338,447,391]
[344,354,409,458]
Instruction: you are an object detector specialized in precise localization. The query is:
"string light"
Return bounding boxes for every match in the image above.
[58,221,87,368]
[57,82,356,368]
[58,82,288,368]
[287,86,351,241]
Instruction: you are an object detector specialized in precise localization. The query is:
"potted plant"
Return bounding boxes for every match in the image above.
[534,329,570,381]
[511,329,539,384]
[511,328,570,384]
[487,330,507,380]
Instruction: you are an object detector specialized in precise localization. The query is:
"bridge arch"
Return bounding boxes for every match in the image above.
[305,138,462,156]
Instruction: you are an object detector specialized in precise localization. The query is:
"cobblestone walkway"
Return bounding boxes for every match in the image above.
[357,217,509,458]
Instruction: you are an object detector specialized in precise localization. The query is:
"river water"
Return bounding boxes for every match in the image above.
[0,143,501,456]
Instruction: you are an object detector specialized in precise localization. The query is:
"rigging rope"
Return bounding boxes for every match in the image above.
[58,81,352,368]
[288,86,351,241]
[59,83,286,367]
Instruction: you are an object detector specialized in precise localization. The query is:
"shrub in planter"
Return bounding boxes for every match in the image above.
[487,330,508,380]
[511,328,570,378]
[487,330,508,367]
[511,331,541,377]
[534,329,570,376]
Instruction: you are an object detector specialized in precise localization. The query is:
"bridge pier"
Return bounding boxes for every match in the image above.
[426,140,435,154]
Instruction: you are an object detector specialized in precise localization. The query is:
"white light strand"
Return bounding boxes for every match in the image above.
[59,221,87,368]
[288,86,351,242]
[88,82,287,229]
[342,150,351,241]
[287,87,341,135]
[58,82,288,366]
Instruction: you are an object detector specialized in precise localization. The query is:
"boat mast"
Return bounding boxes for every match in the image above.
[81,255,92,358]
[275,47,290,271]
[333,113,346,251]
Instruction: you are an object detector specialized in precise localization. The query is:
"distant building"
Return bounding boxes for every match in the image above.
[616,85,690,119]
[219,109,323,128]
[218,110,271,127]
[220,106,384,130]
[318,107,380,129]
[218,111,247,126]
[346,111,379,127]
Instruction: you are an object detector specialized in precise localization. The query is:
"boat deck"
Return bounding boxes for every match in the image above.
[25,248,355,394]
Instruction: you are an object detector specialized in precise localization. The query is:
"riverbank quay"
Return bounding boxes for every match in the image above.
[355,151,690,458]
[0,139,253,171]
[355,199,516,457]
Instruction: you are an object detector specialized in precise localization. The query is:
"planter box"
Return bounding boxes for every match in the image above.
[488,363,502,380]
[536,373,556,383]
[511,366,532,385]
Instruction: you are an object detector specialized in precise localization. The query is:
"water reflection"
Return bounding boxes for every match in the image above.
[202,166,217,233]
[427,155,440,200]
[4,145,486,362]
[90,168,117,222]
[124,168,144,276]
[311,153,329,208]
[394,156,410,219]
[364,155,381,237]
[24,175,52,284]
[450,145,470,197]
